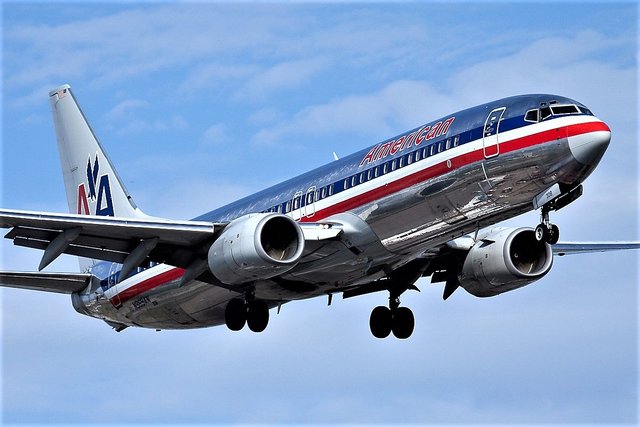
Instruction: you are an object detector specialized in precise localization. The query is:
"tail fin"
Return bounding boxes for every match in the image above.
[49,84,147,219]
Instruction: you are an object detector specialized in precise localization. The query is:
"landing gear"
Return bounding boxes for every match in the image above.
[535,207,560,245]
[369,292,415,339]
[224,295,270,333]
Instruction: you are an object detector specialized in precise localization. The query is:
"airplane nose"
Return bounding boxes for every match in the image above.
[568,121,611,165]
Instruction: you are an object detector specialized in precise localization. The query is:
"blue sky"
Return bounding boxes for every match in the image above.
[1,2,638,425]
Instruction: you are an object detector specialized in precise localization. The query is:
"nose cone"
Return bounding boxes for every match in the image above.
[568,121,611,165]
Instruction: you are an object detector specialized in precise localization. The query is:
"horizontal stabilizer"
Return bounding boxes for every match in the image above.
[0,271,94,294]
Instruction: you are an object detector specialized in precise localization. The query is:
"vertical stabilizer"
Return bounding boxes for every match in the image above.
[49,85,147,219]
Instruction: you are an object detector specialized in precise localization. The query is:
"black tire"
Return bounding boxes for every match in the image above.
[369,306,392,339]
[225,298,247,331]
[548,224,560,245]
[535,224,549,243]
[247,300,269,333]
[392,307,415,339]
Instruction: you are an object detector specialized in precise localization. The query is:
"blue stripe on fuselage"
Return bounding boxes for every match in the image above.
[196,94,593,223]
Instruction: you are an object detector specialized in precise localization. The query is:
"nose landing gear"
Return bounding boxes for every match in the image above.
[535,207,560,245]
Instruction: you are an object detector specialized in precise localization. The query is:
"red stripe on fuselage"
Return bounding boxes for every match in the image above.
[111,120,608,304]
[300,120,609,222]
[111,267,185,305]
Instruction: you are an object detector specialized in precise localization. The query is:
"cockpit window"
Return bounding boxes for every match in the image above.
[526,103,584,123]
[524,109,539,122]
[550,104,580,115]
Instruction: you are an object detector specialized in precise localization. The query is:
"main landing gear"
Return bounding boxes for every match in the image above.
[369,289,415,339]
[225,294,269,333]
[535,206,560,245]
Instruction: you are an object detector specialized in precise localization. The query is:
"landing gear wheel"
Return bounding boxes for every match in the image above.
[535,224,549,243]
[370,306,392,339]
[391,307,415,339]
[247,300,269,333]
[548,224,560,245]
[225,298,246,331]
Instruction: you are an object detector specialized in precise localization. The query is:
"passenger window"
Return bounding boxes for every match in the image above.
[367,169,372,180]
[415,150,421,162]
[374,167,380,178]
[437,142,443,153]
[321,187,327,199]
[344,178,350,189]
[383,163,388,174]
[391,159,397,171]
[399,157,404,168]
[351,176,357,187]
[430,145,435,156]
[422,147,428,158]
[328,184,334,196]
[407,153,413,165]
[286,201,291,213]
[360,172,366,183]
[445,138,451,150]
[453,135,460,147]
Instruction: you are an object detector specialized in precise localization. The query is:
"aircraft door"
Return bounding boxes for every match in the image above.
[304,186,316,218]
[482,107,506,158]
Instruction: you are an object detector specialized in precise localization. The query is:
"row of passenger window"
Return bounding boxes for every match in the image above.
[262,134,462,215]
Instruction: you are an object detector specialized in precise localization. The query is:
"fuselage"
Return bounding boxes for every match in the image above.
[74,94,611,330]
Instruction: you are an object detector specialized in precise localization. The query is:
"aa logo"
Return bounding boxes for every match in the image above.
[77,154,114,216]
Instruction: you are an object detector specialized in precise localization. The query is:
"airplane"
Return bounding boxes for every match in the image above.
[1,84,638,339]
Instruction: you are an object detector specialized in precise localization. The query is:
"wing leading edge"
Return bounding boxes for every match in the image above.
[0,208,223,274]
[552,242,640,256]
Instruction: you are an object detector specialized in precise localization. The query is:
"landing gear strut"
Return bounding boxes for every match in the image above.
[369,289,415,339]
[225,293,269,333]
[535,206,559,245]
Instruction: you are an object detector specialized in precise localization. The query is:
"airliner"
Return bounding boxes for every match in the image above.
[1,85,638,339]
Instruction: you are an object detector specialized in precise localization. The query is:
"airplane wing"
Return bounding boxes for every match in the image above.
[552,242,640,256]
[0,271,94,294]
[0,208,222,273]
[1,208,344,279]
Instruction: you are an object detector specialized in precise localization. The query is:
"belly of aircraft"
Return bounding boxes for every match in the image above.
[362,138,585,253]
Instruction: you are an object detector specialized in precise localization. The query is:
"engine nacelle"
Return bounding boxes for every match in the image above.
[208,213,305,285]
[458,227,553,297]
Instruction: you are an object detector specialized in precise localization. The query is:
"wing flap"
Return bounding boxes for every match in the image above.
[0,271,93,294]
[1,208,225,270]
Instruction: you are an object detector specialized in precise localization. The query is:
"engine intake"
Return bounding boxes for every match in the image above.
[208,213,305,285]
[459,227,553,297]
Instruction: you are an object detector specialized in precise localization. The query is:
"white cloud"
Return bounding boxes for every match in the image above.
[104,98,150,121]
[234,57,331,100]
[202,123,230,146]
[252,80,453,146]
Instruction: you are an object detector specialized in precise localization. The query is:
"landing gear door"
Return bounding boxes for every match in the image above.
[483,107,506,158]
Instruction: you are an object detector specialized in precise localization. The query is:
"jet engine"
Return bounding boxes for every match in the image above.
[208,213,305,285]
[458,227,553,297]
